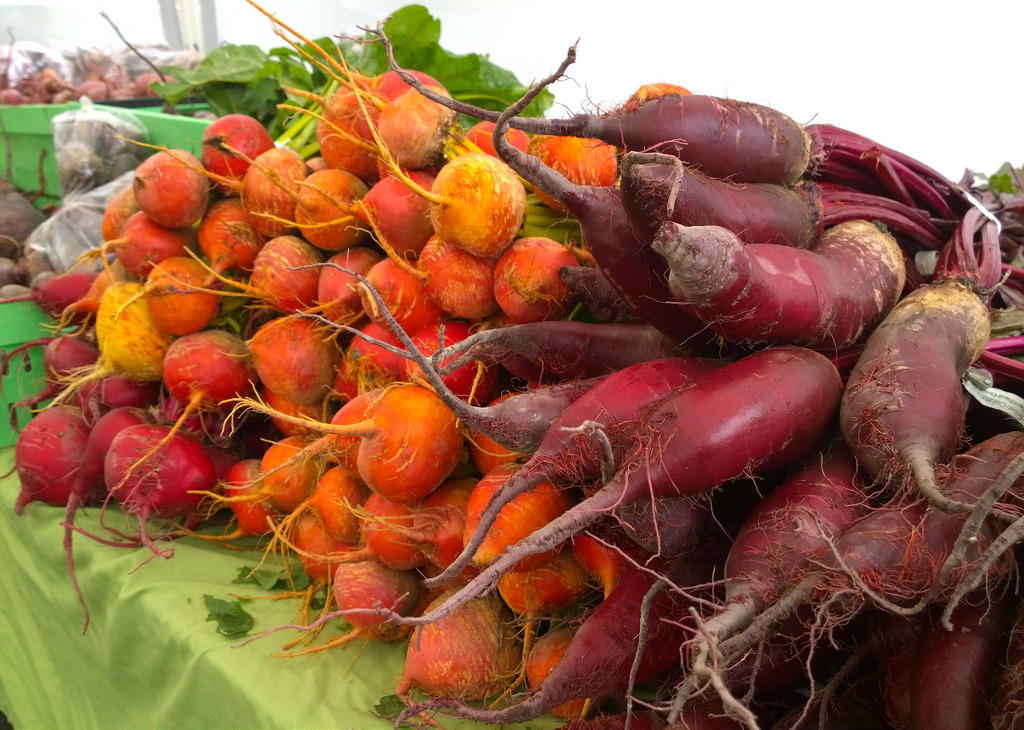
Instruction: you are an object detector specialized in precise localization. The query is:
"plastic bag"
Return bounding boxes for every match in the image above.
[50,98,149,199]
[0,41,72,87]
[112,45,202,83]
[56,43,202,87]
[25,170,134,273]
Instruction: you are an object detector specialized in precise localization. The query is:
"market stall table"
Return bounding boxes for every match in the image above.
[0,448,558,729]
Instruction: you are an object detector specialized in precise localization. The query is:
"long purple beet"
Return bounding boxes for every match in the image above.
[413,346,842,614]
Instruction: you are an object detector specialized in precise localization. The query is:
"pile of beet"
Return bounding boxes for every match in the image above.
[5,4,1024,729]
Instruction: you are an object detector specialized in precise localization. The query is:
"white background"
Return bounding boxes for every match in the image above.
[5,0,1023,181]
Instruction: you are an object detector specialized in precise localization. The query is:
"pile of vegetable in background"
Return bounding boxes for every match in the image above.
[5,1,1024,728]
[0,38,200,105]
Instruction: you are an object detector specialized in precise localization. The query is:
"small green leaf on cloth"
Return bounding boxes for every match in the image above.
[203,594,254,637]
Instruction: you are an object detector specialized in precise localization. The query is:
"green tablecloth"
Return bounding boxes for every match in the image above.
[0,448,559,730]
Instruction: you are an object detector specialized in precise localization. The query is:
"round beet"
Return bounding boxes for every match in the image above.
[162,329,256,412]
[241,147,308,239]
[493,237,579,323]
[114,211,196,280]
[333,559,423,632]
[249,234,323,313]
[294,168,370,251]
[397,589,521,700]
[105,424,218,550]
[13,406,90,514]
[201,113,274,191]
[248,316,340,406]
[355,171,436,259]
[144,257,220,335]
[317,247,383,325]
[197,197,264,275]
[133,149,210,228]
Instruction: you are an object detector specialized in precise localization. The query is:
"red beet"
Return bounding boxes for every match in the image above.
[13,406,90,515]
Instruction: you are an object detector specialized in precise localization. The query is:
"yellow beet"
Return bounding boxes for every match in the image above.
[95,281,175,381]
[429,153,527,258]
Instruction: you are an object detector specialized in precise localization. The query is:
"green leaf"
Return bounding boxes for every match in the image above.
[975,162,1023,194]
[195,82,256,119]
[989,172,1018,194]
[181,45,270,85]
[151,67,194,104]
[232,565,311,592]
[242,77,286,117]
[373,694,415,727]
[203,595,254,637]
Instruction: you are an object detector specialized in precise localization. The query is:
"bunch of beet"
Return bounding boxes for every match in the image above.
[7,6,1024,728]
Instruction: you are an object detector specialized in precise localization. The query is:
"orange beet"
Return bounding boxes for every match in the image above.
[260,385,322,439]
[497,550,591,617]
[359,257,442,335]
[292,512,348,584]
[405,320,498,406]
[223,459,278,536]
[260,435,321,513]
[248,315,339,407]
[144,256,220,335]
[397,589,522,700]
[527,135,618,214]
[307,465,368,544]
[294,168,370,251]
[465,120,530,159]
[570,534,627,598]
[241,147,307,239]
[249,234,323,314]
[317,247,383,325]
[413,477,476,570]
[418,235,498,320]
[621,82,692,113]
[200,113,275,190]
[333,559,422,632]
[493,236,579,323]
[355,385,464,504]
[355,171,435,259]
[133,149,210,228]
[114,211,196,280]
[464,463,571,572]
[101,185,139,241]
[362,492,427,571]
[377,86,456,171]
[317,89,380,183]
[197,197,264,275]
[525,627,588,719]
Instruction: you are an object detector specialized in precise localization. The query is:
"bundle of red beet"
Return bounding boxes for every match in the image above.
[5,3,1024,728]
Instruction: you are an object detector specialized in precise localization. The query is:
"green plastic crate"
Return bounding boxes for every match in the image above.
[0,301,56,448]
[0,104,66,208]
[0,101,211,208]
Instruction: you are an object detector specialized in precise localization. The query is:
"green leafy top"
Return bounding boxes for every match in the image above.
[974,162,1024,195]
[153,4,552,139]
